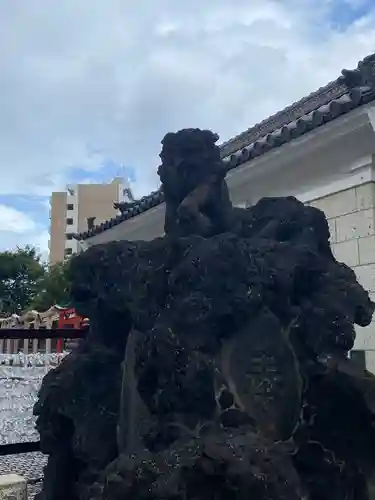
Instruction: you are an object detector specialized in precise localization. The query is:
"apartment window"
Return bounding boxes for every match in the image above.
[64,248,73,256]
[66,218,73,225]
[66,233,73,240]
[67,203,74,210]
[68,188,75,196]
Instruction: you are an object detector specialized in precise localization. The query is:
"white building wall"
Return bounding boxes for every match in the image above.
[306,182,375,369]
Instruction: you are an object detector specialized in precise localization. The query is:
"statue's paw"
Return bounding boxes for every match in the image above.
[176,202,194,222]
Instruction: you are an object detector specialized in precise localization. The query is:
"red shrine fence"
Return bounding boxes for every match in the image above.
[0,306,89,355]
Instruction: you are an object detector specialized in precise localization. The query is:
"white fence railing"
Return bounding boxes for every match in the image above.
[0,338,58,356]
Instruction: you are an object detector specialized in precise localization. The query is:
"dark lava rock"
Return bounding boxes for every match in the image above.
[34,129,375,500]
[99,430,303,500]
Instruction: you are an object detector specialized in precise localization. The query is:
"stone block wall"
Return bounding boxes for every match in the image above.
[308,182,375,371]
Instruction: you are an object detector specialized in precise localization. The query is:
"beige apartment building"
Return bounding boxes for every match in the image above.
[49,177,133,263]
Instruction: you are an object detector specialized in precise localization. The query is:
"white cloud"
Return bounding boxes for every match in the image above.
[1,0,375,249]
[0,205,36,233]
[0,205,48,259]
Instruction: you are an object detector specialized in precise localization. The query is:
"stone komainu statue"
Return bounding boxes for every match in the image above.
[157,128,233,237]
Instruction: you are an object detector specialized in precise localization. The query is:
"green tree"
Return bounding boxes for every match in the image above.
[0,246,46,315]
[29,260,72,311]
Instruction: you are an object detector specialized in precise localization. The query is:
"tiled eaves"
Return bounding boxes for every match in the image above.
[219,79,347,159]
[225,89,367,170]
[75,55,375,241]
[77,188,166,239]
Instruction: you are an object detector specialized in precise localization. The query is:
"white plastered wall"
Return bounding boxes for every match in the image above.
[302,182,375,371]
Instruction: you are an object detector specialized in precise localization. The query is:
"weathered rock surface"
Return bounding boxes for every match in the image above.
[34,129,375,500]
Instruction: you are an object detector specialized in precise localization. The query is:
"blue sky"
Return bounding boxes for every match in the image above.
[327,0,375,30]
[1,0,375,259]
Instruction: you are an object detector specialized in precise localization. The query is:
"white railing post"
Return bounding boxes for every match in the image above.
[0,474,27,499]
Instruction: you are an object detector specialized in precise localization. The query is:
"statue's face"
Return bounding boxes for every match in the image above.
[160,129,220,169]
[161,147,206,172]
[159,146,185,170]
[158,130,222,198]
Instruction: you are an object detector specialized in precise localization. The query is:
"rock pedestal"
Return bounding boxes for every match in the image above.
[34,129,375,500]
